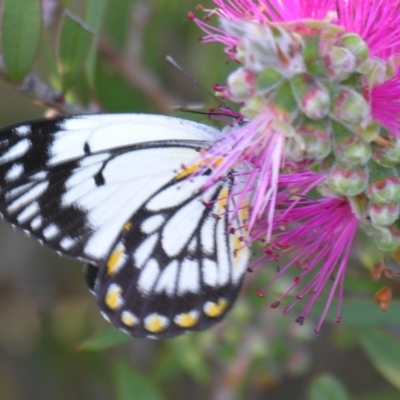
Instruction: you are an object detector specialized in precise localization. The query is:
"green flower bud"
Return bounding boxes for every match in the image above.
[324,46,357,81]
[227,68,256,101]
[373,226,400,253]
[329,167,368,196]
[255,67,284,93]
[373,135,400,166]
[291,73,330,119]
[367,176,400,204]
[348,194,368,219]
[287,118,331,162]
[368,203,400,226]
[332,87,369,125]
[332,120,372,167]
[358,121,380,143]
[337,33,369,62]
[221,20,305,75]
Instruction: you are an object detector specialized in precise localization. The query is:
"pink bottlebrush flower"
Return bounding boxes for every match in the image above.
[193,111,286,237]
[371,67,400,137]
[335,0,400,58]
[190,0,400,330]
[252,180,358,333]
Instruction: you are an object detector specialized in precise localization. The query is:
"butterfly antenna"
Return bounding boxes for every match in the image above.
[166,56,228,108]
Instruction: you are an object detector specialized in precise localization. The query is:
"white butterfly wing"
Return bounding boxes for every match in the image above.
[0,114,250,337]
[0,114,217,262]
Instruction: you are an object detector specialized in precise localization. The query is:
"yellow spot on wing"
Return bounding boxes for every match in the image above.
[107,245,125,276]
[175,156,225,180]
[239,199,249,225]
[204,299,229,318]
[105,284,123,310]
[174,311,199,328]
[175,161,202,180]
[216,187,229,213]
[123,221,132,231]
[121,311,138,327]
[144,314,168,333]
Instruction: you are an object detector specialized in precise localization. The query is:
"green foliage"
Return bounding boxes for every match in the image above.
[78,327,131,351]
[360,330,400,390]
[2,0,42,82]
[309,375,351,400]
[58,12,95,92]
[113,359,166,400]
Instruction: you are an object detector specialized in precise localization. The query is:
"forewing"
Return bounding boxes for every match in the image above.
[0,114,217,263]
[90,173,250,338]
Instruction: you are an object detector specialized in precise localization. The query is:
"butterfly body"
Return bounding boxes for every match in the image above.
[0,114,249,338]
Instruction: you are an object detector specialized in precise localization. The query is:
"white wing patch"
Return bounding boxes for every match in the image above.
[0,139,31,164]
[137,259,160,294]
[134,233,159,269]
[177,259,200,295]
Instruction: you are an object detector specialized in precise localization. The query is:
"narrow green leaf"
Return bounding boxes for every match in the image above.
[113,359,166,400]
[309,375,351,400]
[58,11,95,92]
[360,330,400,390]
[2,0,42,82]
[84,0,108,86]
[78,327,131,351]
[42,32,62,91]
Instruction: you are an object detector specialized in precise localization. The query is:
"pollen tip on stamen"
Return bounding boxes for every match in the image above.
[188,11,195,20]
[294,276,301,285]
[256,289,265,297]
[247,267,254,273]
[314,328,321,336]
[282,307,290,316]
[296,316,305,325]
[271,301,280,309]
[335,316,342,323]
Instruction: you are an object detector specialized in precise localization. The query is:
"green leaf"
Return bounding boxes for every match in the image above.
[309,375,351,400]
[307,299,400,327]
[2,0,42,82]
[113,359,166,400]
[168,336,211,384]
[85,0,107,86]
[360,330,400,390]
[58,11,95,93]
[78,327,131,351]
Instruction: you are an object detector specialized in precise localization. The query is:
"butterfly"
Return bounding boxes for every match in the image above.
[0,114,250,338]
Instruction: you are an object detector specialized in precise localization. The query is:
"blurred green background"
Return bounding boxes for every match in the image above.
[1,1,400,399]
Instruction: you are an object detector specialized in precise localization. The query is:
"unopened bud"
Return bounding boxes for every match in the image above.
[348,194,368,219]
[287,118,331,162]
[368,203,400,226]
[373,135,400,166]
[367,175,400,204]
[291,73,330,119]
[337,33,369,62]
[324,46,357,81]
[333,87,369,125]
[374,225,400,253]
[227,68,256,101]
[335,136,372,167]
[255,67,284,93]
[329,167,368,196]
[358,121,380,143]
